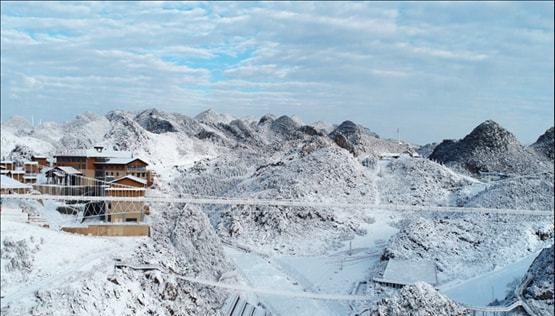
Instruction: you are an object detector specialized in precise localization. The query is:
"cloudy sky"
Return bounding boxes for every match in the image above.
[1,1,553,144]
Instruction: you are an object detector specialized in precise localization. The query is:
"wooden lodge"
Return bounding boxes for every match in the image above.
[54,146,153,186]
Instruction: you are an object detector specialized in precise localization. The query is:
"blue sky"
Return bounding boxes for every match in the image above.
[1,1,553,144]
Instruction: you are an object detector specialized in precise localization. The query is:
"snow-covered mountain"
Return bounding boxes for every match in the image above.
[429,120,553,176]
[1,110,553,315]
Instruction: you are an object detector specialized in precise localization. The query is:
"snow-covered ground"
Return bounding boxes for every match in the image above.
[0,219,141,312]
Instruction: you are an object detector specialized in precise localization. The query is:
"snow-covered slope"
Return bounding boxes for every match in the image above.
[520,245,554,315]
[1,202,232,315]
[462,174,554,211]
[382,215,553,282]
[376,156,477,206]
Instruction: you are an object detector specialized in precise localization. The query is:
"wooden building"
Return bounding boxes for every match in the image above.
[54,146,153,186]
[23,175,37,184]
[0,161,15,171]
[31,156,49,169]
[8,169,25,182]
[24,161,39,175]
[95,158,152,185]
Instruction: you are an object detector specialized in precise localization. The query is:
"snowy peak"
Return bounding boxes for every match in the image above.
[134,108,179,134]
[531,127,554,160]
[257,114,275,126]
[429,120,550,175]
[270,115,301,135]
[195,109,234,125]
[329,120,379,140]
[462,120,519,150]
[105,110,150,151]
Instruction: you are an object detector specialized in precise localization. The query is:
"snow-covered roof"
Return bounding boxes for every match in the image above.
[55,148,132,159]
[24,161,39,165]
[48,166,83,175]
[378,259,437,286]
[110,175,147,185]
[1,175,32,189]
[32,155,47,159]
[94,157,148,166]
[0,161,14,164]
[9,170,25,174]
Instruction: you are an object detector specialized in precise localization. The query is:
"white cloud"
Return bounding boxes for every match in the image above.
[0,1,553,144]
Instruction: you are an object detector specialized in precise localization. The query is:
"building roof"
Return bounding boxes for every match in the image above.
[24,161,39,165]
[32,155,47,159]
[377,259,437,286]
[94,157,148,166]
[55,148,132,159]
[9,170,26,174]
[0,161,14,164]
[1,175,32,189]
[47,166,83,175]
[105,187,146,191]
[110,175,147,185]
